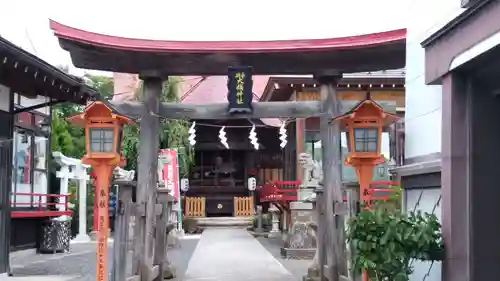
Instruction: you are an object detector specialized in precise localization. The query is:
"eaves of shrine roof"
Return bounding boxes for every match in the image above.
[267,69,406,86]
[0,36,99,104]
[271,69,406,79]
[50,20,406,75]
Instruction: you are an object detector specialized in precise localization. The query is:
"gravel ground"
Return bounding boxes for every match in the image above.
[255,236,311,281]
[8,235,201,281]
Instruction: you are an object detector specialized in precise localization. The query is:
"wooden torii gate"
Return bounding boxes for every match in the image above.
[50,20,406,281]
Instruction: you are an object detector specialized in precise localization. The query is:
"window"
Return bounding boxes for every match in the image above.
[12,130,33,207]
[11,127,49,208]
[90,128,114,152]
[34,136,47,169]
[305,140,322,163]
[305,131,350,164]
[353,128,378,152]
[13,130,31,184]
[11,97,50,209]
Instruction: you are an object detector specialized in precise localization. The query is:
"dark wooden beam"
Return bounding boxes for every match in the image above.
[108,100,396,119]
[194,142,266,150]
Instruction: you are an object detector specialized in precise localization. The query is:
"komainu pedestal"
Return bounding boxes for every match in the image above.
[281,201,317,259]
[281,153,321,260]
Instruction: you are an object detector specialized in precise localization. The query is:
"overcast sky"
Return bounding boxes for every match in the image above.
[1,0,413,157]
[1,0,410,76]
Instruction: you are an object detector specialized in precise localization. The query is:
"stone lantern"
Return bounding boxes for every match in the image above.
[268,204,281,238]
[68,101,132,281]
[332,95,399,205]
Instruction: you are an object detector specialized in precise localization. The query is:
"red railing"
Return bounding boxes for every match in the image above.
[258,180,301,202]
[368,181,400,201]
[258,180,400,203]
[11,193,73,218]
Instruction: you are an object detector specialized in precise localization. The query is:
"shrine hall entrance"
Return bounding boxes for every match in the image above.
[189,149,248,217]
[183,121,288,218]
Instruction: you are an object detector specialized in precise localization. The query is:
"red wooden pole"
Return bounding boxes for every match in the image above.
[93,164,113,281]
[91,172,99,232]
[94,186,98,232]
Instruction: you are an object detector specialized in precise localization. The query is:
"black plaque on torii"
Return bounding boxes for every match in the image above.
[227,66,254,114]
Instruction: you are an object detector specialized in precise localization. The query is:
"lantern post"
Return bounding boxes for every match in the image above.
[332,94,399,281]
[333,95,399,206]
[68,101,132,281]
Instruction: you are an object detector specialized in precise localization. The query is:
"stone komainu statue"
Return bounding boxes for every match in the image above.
[297,152,321,269]
[113,166,135,181]
[298,153,323,202]
[298,153,323,189]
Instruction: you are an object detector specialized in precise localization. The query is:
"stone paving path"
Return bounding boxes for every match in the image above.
[6,236,200,281]
[182,228,296,281]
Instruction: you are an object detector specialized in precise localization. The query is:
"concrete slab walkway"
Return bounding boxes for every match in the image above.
[182,228,295,281]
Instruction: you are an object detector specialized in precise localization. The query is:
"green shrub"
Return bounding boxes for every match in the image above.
[251,213,272,229]
[347,202,444,281]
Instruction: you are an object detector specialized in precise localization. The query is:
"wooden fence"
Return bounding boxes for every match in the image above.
[258,168,283,184]
[234,196,253,217]
[185,197,206,217]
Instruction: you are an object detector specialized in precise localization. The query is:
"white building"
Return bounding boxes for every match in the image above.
[395,0,500,281]
[0,36,97,277]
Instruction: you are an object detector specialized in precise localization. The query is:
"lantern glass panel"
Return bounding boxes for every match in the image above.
[353,128,378,152]
[89,128,115,153]
[117,128,123,153]
[345,131,351,152]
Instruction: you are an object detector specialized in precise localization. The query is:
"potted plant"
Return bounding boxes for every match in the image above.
[347,201,444,281]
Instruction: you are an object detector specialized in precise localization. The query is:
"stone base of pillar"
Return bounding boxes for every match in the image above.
[268,229,281,238]
[89,231,97,241]
[73,233,91,243]
[162,263,176,279]
[303,267,321,281]
[167,228,182,248]
[282,201,317,260]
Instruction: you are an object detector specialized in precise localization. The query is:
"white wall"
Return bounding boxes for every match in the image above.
[404,0,464,159]
[406,188,442,281]
[0,84,10,112]
[404,1,465,281]
[19,95,50,115]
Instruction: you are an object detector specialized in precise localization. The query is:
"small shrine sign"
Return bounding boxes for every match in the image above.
[227,66,253,113]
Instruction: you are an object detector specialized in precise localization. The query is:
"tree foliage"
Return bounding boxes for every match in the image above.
[50,71,193,176]
[50,73,113,165]
[120,77,194,174]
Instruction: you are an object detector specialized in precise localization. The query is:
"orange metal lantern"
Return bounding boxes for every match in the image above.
[331,95,399,206]
[332,95,399,281]
[68,101,132,281]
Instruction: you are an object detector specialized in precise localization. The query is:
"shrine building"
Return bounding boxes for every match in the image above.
[0,36,97,276]
[177,73,405,219]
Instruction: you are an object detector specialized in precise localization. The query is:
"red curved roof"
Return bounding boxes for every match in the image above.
[50,20,405,53]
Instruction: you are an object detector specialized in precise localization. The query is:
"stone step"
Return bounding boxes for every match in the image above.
[192,216,253,228]
[303,277,320,281]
